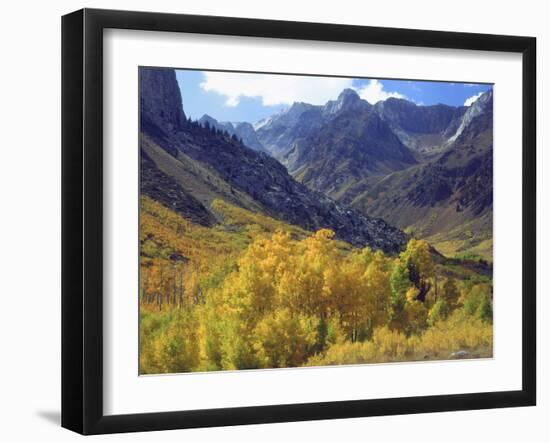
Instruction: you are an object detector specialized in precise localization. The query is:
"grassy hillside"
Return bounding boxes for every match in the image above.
[141,134,264,218]
[424,212,493,262]
[139,197,493,374]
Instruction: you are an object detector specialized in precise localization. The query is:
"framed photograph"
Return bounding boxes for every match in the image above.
[62,8,536,434]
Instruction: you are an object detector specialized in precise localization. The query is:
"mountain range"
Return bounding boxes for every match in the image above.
[250,87,492,257]
[139,68,407,253]
[201,89,419,200]
[141,67,493,259]
[344,89,493,256]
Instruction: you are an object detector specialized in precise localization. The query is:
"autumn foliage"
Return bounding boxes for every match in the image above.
[139,197,493,374]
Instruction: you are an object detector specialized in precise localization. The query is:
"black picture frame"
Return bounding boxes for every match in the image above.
[62,8,537,435]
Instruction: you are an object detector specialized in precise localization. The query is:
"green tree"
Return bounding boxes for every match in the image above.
[400,239,434,302]
[389,259,410,331]
[427,299,449,326]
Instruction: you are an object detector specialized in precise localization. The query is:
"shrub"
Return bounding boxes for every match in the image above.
[428,299,449,326]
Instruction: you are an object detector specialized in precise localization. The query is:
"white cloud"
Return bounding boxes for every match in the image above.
[464,92,483,106]
[200,72,353,107]
[353,79,407,104]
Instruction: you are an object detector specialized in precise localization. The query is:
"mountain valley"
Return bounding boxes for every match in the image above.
[200,83,494,260]
[138,67,494,374]
[140,65,493,260]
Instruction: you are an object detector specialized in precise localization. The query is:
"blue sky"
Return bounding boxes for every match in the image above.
[176,69,492,124]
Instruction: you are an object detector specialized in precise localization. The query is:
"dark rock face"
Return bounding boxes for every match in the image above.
[139,67,407,253]
[140,68,187,136]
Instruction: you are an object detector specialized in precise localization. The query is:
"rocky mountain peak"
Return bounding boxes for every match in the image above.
[287,101,315,117]
[470,89,493,110]
[198,114,220,127]
[257,102,318,132]
[374,98,418,118]
[139,68,186,134]
[233,121,254,133]
[324,88,369,116]
[198,114,267,152]
[338,88,360,101]
[447,89,492,144]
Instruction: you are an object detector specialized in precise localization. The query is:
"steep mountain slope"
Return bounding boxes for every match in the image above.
[139,67,407,253]
[445,90,493,144]
[349,90,493,258]
[373,98,467,153]
[255,102,325,156]
[284,100,417,199]
[256,89,417,198]
[140,133,264,217]
[198,114,267,152]
[140,147,216,227]
[139,67,187,147]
